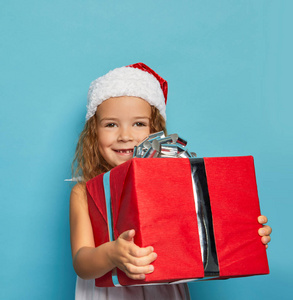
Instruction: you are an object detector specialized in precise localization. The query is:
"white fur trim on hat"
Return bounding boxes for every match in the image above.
[86,66,166,120]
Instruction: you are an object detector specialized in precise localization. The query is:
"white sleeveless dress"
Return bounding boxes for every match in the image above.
[75,276,190,300]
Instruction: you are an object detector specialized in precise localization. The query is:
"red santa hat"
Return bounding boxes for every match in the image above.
[86,62,168,120]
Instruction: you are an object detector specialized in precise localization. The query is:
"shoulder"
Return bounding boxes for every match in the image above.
[70,183,88,209]
[71,182,87,196]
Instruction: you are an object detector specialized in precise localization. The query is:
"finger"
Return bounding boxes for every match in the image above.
[129,252,158,267]
[261,235,271,245]
[258,225,272,236]
[124,272,146,280]
[258,215,268,224]
[129,244,154,257]
[119,229,136,242]
[124,263,155,276]
[264,225,272,235]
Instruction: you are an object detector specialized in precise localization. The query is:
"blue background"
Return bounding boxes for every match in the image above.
[1,1,292,299]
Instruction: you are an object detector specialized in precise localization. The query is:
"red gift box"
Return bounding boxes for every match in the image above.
[86,156,269,287]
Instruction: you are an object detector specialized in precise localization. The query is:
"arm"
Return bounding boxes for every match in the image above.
[70,184,157,280]
[258,215,272,249]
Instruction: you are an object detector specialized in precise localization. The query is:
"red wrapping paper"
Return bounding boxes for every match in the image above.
[86,156,269,287]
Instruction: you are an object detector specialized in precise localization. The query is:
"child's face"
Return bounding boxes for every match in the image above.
[96,96,151,167]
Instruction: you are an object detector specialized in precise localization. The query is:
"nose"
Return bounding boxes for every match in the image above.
[118,126,134,142]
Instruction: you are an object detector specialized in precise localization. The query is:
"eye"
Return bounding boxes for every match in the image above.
[105,123,117,128]
[134,122,147,127]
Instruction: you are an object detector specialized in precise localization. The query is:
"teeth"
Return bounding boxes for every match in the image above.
[117,150,133,153]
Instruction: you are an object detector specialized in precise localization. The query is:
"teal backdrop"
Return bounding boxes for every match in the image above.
[1,1,292,299]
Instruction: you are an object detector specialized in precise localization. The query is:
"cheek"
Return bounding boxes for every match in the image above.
[97,131,112,152]
[137,128,151,142]
[97,142,105,156]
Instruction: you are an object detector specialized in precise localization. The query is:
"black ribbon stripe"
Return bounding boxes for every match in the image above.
[189,158,219,276]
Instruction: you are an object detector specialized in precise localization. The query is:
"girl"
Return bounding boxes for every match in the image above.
[70,63,272,300]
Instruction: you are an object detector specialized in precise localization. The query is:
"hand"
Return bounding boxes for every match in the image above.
[108,229,157,280]
[258,215,272,249]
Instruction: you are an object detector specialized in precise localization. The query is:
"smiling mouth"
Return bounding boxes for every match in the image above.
[114,149,133,154]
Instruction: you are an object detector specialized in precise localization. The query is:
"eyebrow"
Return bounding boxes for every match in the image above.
[99,117,119,121]
[99,116,150,122]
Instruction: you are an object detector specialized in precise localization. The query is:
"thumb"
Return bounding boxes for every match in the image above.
[119,229,135,242]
